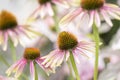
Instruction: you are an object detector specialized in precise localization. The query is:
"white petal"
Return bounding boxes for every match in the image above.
[0,32,3,45]
[95,11,101,27]
[2,32,8,51]
[88,11,94,27]
[46,3,54,16]
[59,8,82,27]
[107,9,120,20]
[8,30,18,47]
[101,9,113,26]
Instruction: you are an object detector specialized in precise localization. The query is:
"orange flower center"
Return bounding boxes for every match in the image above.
[0,10,18,30]
[38,0,51,4]
[57,31,78,50]
[81,0,105,10]
[24,48,40,60]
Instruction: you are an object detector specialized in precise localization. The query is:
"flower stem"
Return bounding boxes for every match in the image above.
[34,63,38,80]
[9,39,16,62]
[67,59,74,80]
[69,50,80,80]
[0,54,10,67]
[52,5,60,33]
[93,24,100,80]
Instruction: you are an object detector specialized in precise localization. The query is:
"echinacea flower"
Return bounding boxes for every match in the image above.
[42,31,95,68]
[60,0,120,27]
[6,48,54,79]
[0,10,40,51]
[29,0,70,19]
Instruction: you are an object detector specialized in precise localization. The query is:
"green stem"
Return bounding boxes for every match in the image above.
[69,50,80,80]
[9,40,16,62]
[93,24,100,80]
[52,5,60,33]
[34,63,38,80]
[0,54,10,67]
[67,59,74,80]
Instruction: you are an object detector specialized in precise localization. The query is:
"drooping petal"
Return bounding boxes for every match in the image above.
[52,0,69,8]
[106,9,120,20]
[100,9,113,26]
[41,49,65,68]
[30,61,35,80]
[76,41,95,58]
[95,11,101,27]
[88,11,94,27]
[0,32,3,45]
[46,3,54,16]
[59,8,82,26]
[65,51,70,61]
[35,58,54,75]
[14,59,27,78]
[39,5,46,18]
[8,30,18,47]
[28,6,41,20]
[2,31,8,51]
[6,58,27,78]
[72,50,81,64]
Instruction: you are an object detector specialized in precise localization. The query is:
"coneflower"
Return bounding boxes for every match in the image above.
[0,10,40,51]
[6,48,54,80]
[60,0,120,27]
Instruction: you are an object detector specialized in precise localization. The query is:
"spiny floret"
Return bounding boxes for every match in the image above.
[81,0,105,10]
[57,31,78,50]
[0,10,17,30]
[24,48,40,60]
[38,0,51,4]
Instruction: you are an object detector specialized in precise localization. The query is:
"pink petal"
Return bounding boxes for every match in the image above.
[35,58,54,75]
[46,3,54,16]
[15,59,27,78]
[6,58,27,78]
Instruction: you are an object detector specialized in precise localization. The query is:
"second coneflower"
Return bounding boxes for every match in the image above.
[60,0,120,27]
[6,48,54,79]
[0,10,40,51]
[29,0,70,19]
[42,31,95,68]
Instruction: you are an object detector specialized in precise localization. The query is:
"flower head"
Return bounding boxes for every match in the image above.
[60,0,120,27]
[6,48,54,79]
[57,31,78,50]
[42,31,95,68]
[0,10,40,51]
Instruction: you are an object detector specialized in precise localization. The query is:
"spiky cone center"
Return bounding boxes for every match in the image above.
[23,48,40,60]
[57,31,78,50]
[38,0,51,4]
[0,10,18,30]
[81,0,105,10]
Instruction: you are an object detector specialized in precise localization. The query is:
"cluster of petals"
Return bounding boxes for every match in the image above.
[6,57,54,79]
